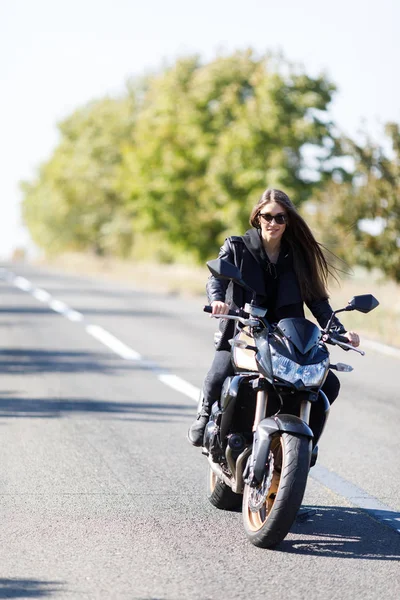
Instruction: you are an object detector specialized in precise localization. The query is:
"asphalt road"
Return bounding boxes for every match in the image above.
[0,262,399,600]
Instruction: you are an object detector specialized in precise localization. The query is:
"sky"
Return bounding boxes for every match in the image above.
[1,0,399,259]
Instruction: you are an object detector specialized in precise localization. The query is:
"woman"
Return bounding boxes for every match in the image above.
[188,188,360,447]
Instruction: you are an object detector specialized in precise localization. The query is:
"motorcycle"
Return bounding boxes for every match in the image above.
[201,258,379,548]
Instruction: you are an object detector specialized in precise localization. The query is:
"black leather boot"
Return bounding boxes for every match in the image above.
[187,409,210,447]
[187,392,213,447]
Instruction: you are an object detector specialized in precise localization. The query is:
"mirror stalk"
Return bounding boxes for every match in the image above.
[324,308,346,334]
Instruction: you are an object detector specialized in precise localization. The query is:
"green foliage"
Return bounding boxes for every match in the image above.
[21,51,339,262]
[120,50,338,261]
[22,49,399,281]
[303,123,400,281]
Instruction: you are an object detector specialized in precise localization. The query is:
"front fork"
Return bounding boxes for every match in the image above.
[248,382,315,486]
[253,385,268,431]
[299,400,311,425]
[253,380,312,431]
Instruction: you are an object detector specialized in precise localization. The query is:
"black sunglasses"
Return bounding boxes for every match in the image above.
[259,212,287,225]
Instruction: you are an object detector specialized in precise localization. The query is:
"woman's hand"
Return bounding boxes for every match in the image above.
[211,301,230,315]
[345,331,360,347]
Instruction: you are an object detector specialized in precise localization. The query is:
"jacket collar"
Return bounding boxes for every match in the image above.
[242,228,290,266]
[242,228,266,266]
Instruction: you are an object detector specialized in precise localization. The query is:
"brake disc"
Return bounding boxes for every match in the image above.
[248,452,275,512]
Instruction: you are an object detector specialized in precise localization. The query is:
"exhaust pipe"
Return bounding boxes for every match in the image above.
[207,458,233,489]
[225,445,252,494]
[208,445,252,494]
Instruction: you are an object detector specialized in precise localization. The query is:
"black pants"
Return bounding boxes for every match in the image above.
[202,350,340,442]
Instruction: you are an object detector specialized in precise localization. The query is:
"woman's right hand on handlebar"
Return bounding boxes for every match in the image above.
[211,301,230,315]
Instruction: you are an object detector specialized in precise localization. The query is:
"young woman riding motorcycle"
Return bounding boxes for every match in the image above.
[188,188,360,447]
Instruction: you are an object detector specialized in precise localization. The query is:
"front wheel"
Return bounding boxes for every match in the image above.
[242,433,311,548]
[207,466,242,511]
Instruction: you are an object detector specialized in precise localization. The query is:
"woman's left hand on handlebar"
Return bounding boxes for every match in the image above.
[345,331,360,347]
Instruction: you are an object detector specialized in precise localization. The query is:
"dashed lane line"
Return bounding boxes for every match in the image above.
[0,268,198,402]
[312,465,400,535]
[85,324,142,361]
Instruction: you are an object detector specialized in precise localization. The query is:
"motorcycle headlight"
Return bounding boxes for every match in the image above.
[271,354,329,387]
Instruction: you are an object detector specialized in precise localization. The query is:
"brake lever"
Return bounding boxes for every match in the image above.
[338,343,365,356]
[322,334,365,356]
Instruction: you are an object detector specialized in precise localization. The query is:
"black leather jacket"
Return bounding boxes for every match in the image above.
[207,228,346,350]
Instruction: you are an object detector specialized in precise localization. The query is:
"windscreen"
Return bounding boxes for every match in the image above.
[276,318,321,354]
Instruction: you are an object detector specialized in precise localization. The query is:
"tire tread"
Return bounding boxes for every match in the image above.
[208,468,242,511]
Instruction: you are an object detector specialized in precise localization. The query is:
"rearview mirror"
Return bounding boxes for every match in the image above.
[207,259,243,282]
[346,294,379,314]
[206,259,256,297]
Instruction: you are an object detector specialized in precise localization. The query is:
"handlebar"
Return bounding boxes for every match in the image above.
[203,305,247,317]
[330,333,349,344]
[203,305,259,328]
[204,306,365,355]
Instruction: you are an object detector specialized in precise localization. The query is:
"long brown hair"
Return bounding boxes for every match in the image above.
[250,188,335,302]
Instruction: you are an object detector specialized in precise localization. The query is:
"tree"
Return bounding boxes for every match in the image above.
[303,122,400,281]
[120,50,338,262]
[22,95,136,256]
[22,50,341,264]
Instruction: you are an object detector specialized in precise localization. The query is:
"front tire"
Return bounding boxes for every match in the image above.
[207,466,242,511]
[242,433,311,548]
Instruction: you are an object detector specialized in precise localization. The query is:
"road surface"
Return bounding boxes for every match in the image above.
[0,263,399,599]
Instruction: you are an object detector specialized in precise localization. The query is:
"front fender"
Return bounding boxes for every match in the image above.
[250,415,313,486]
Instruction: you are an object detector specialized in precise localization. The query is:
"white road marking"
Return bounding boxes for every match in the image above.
[311,464,400,536]
[14,276,33,291]
[157,373,200,401]
[66,309,84,322]
[49,299,69,314]
[33,288,52,302]
[85,325,142,361]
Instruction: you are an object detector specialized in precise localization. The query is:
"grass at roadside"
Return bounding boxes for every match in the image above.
[34,253,400,348]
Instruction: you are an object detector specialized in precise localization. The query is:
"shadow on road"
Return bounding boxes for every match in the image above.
[0,349,139,375]
[0,391,194,420]
[0,578,64,598]
[0,307,52,315]
[277,505,400,559]
[0,305,172,318]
